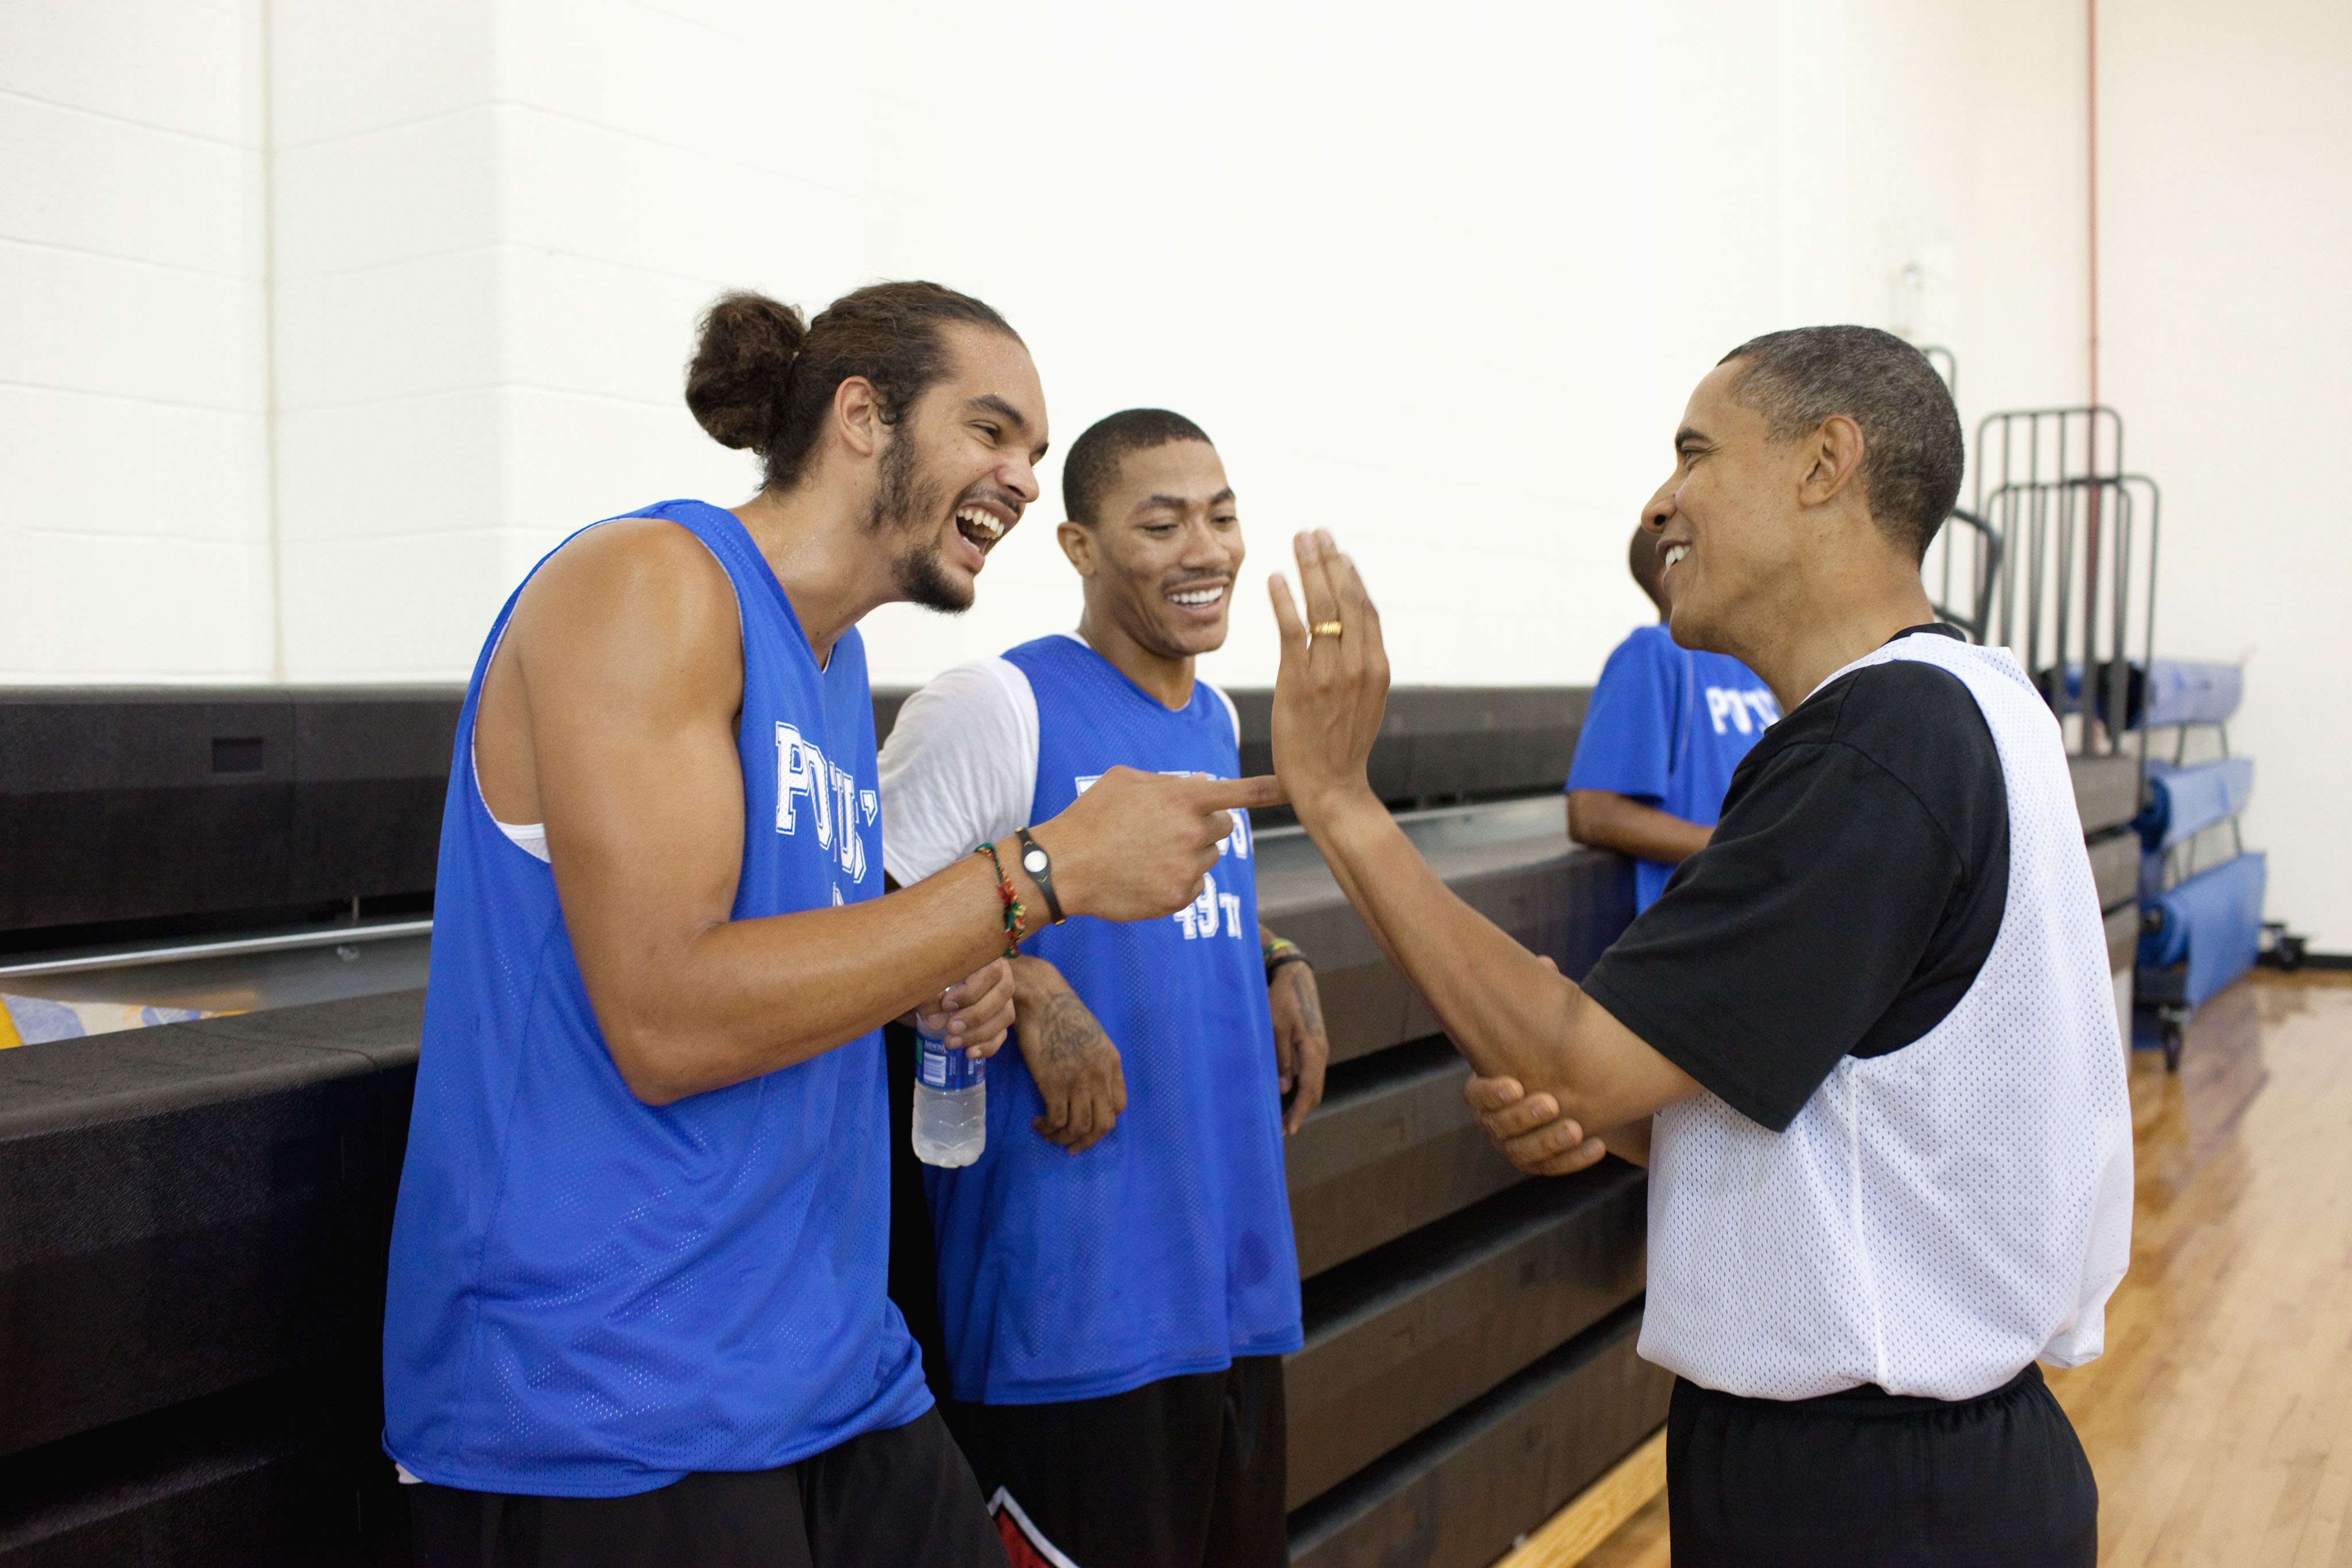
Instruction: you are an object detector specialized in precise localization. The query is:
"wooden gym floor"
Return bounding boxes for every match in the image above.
[1565,970,2352,1567]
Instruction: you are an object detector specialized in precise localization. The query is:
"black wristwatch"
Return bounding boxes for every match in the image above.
[1013,827,1066,925]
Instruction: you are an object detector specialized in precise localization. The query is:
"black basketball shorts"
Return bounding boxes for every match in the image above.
[405,1407,1005,1568]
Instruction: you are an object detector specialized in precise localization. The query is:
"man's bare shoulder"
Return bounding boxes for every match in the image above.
[509,517,742,710]
[520,516,733,616]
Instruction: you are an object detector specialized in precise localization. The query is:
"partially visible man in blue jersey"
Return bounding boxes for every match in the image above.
[877,409,1322,1568]
[1566,525,1780,912]
[384,287,1280,1568]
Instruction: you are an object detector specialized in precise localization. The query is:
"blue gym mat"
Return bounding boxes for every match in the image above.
[2137,757,2256,854]
[2139,851,2266,1011]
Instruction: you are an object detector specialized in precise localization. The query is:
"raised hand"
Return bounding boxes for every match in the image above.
[1034,766,1284,923]
[1267,530,1391,825]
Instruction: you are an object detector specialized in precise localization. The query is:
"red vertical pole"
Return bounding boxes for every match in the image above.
[2087,0,2101,412]
[2083,0,2105,749]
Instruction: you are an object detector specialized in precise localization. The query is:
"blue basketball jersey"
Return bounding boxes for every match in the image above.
[382,499,929,1497]
[1566,623,1780,911]
[924,635,1304,1406]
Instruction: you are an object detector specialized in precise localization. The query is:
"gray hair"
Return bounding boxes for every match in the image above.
[1717,326,1963,562]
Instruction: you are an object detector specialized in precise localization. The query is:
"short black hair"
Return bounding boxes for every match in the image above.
[1062,408,1213,525]
[1716,326,1964,562]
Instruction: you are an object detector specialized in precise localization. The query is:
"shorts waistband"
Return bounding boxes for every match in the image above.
[1682,1362,2043,1417]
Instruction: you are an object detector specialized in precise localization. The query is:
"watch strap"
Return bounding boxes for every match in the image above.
[1013,827,1067,925]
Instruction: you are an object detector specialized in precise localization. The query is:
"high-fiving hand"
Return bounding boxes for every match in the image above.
[1267,531,1390,826]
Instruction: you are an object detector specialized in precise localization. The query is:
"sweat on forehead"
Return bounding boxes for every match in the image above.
[1062,408,1214,525]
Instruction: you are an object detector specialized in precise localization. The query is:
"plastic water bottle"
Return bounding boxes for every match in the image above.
[912,1004,986,1167]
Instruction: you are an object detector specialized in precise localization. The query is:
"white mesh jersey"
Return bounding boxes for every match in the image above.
[1638,634,2134,1401]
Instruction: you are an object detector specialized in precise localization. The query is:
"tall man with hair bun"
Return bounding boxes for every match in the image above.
[880,408,1320,1568]
[382,287,1279,1568]
[1263,327,2131,1565]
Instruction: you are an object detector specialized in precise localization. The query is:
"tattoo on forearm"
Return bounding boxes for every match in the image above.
[1035,992,1108,1069]
[1287,967,1323,1037]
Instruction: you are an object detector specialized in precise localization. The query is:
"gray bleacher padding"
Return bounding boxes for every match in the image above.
[2087,831,2141,915]
[2068,754,2144,838]
[1287,1299,1668,1568]
[1285,1166,1648,1509]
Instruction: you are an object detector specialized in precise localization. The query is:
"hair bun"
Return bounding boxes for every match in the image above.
[686,291,807,452]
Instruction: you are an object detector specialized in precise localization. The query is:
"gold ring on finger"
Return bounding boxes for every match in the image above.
[1312,621,1344,638]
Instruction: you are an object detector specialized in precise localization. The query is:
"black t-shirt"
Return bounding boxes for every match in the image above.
[1580,626,2009,1132]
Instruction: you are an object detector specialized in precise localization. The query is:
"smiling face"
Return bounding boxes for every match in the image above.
[867,323,1049,612]
[1064,439,1243,663]
[1639,358,1824,657]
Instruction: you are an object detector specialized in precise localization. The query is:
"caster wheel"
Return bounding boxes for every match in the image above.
[2161,1019,2183,1073]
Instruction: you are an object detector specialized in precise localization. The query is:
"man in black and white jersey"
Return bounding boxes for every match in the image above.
[1259,326,2132,1566]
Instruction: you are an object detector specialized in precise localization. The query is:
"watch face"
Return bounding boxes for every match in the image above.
[1023,848,1048,874]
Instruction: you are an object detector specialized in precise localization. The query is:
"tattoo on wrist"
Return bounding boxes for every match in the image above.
[1287,966,1324,1036]
[1035,992,1107,1067]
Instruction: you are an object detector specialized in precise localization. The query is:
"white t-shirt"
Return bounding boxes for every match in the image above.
[877,633,1241,887]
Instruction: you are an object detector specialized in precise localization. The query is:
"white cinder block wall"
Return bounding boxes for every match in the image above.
[2100,0,2352,948]
[7,0,2343,946]
[0,0,273,680]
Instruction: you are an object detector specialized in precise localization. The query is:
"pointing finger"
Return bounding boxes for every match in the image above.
[1185,774,1286,813]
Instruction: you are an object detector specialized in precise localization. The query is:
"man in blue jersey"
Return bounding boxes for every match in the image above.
[385,287,1279,1568]
[878,409,1322,1568]
[1566,525,1779,911]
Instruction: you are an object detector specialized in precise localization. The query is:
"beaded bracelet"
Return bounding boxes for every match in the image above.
[973,841,1028,959]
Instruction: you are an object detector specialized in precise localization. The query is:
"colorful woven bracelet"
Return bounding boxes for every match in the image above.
[973,841,1027,959]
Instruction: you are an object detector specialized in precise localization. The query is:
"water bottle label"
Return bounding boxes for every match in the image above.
[918,1040,983,1090]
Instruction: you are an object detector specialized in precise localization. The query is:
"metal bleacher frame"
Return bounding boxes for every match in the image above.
[1931,405,2164,1064]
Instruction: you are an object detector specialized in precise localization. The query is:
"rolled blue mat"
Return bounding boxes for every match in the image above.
[2137,661,2244,728]
[2060,663,2239,738]
[2137,757,2255,852]
[2056,659,2245,729]
[2139,851,2266,1010]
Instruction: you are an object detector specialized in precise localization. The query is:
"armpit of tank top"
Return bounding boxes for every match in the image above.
[494,816,550,862]
[467,718,552,863]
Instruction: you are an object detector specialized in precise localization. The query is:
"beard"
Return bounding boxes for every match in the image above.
[866,430,972,614]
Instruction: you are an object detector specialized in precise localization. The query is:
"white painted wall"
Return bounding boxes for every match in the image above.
[14,0,2333,940]
[5,0,2084,692]
[2099,0,2352,947]
[0,0,273,680]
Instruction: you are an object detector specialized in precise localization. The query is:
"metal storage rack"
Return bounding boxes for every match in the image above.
[1935,406,2165,1061]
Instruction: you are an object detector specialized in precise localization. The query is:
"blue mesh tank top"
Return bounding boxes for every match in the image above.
[382,500,930,1496]
[923,634,1303,1405]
